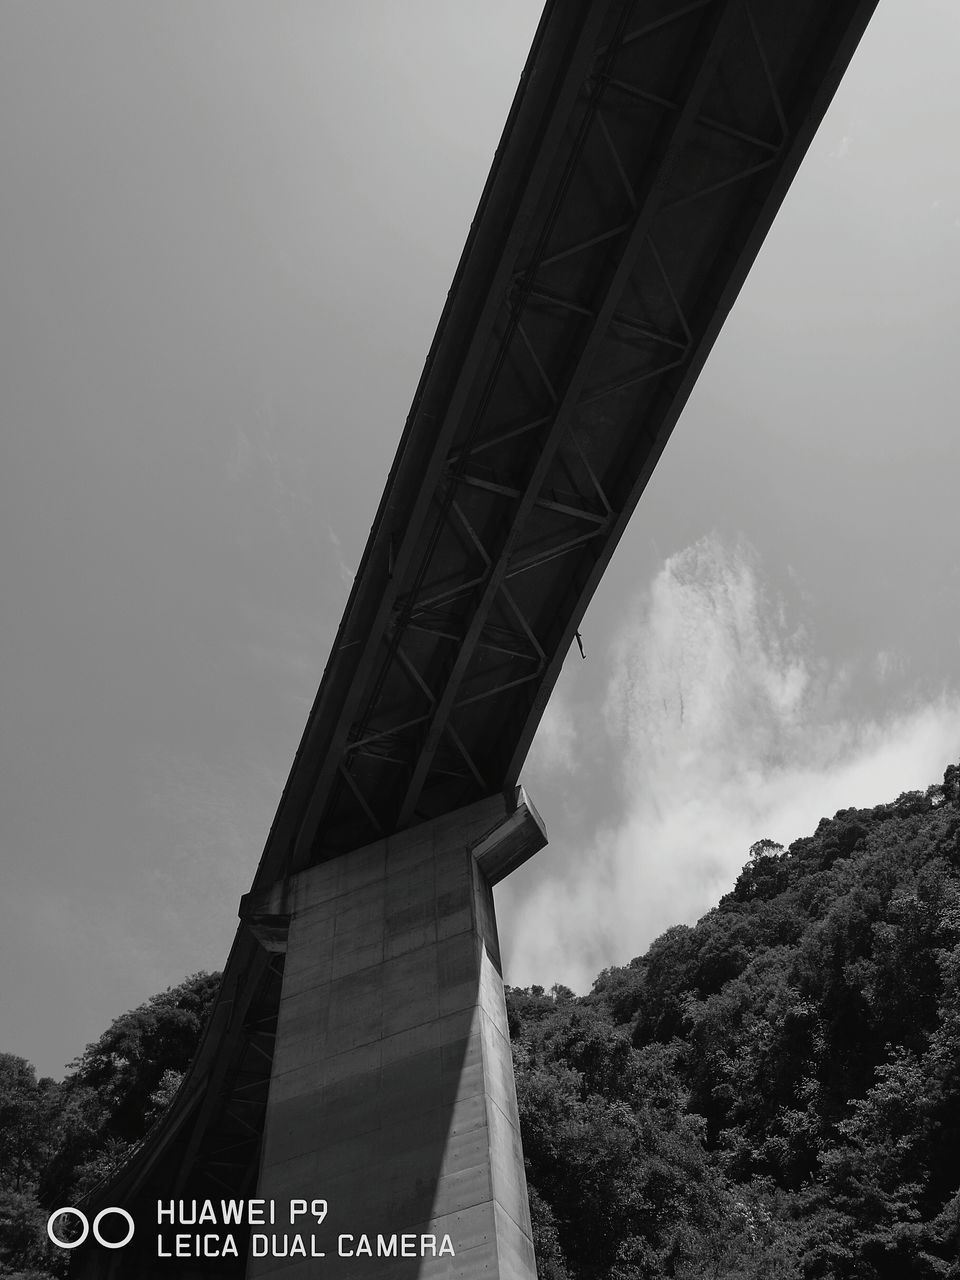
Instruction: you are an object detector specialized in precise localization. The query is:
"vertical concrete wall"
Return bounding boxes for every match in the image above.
[245,795,543,1279]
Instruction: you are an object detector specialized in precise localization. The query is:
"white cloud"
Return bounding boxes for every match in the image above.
[873,649,903,683]
[506,534,960,992]
[830,134,852,160]
[328,525,355,586]
[529,696,577,775]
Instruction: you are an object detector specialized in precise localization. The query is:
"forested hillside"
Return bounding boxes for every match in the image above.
[2,764,958,1278]
[510,762,960,1279]
[0,973,220,1277]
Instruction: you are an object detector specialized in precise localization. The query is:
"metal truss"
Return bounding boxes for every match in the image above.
[264,0,877,864]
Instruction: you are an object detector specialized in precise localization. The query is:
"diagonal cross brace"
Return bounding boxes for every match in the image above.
[394,0,743,828]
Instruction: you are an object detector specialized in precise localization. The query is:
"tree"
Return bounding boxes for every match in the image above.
[0,1058,57,1195]
[0,1058,65,1278]
[40,971,220,1206]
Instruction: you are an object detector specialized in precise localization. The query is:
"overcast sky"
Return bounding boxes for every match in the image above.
[1,1,958,1080]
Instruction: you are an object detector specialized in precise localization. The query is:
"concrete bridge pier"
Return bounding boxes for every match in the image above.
[241,789,546,1279]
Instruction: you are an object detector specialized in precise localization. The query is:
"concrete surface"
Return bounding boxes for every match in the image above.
[245,792,546,1278]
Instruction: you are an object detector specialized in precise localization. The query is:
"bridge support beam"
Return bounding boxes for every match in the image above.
[241,789,546,1278]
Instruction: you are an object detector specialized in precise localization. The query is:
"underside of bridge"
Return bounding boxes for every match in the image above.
[74,0,877,1275]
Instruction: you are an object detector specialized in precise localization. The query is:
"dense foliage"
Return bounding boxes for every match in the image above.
[0,973,219,1278]
[509,762,960,1279]
[2,763,959,1278]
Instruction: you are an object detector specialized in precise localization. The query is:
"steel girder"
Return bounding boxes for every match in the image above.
[250,0,878,879]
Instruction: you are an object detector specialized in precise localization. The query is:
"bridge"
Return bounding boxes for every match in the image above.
[75,1,877,1275]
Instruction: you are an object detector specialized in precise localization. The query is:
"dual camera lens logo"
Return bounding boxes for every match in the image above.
[47,1207,135,1250]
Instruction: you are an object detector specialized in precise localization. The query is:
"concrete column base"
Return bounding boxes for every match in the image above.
[241,790,546,1278]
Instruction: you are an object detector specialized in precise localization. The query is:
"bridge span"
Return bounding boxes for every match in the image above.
[76,1,877,1275]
